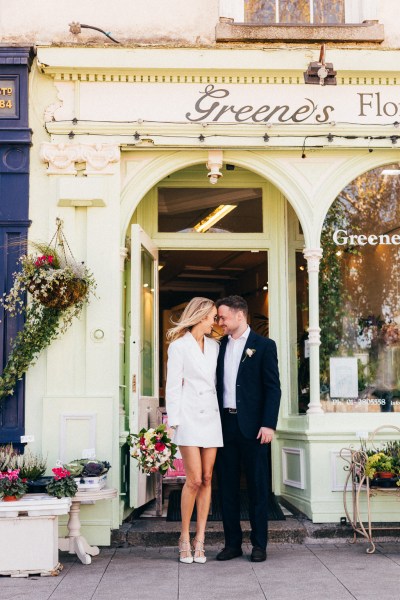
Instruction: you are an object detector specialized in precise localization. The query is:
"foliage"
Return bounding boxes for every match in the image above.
[0,241,96,401]
[0,444,18,472]
[46,467,78,499]
[9,448,47,481]
[0,469,28,499]
[127,424,177,475]
[63,459,111,479]
[365,452,395,479]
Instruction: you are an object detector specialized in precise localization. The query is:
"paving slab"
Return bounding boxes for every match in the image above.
[1,543,400,600]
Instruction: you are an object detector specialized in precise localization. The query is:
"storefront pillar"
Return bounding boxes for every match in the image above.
[304,247,324,415]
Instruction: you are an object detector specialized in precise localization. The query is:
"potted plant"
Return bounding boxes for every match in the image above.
[0,444,18,472]
[64,459,111,490]
[46,466,78,499]
[0,219,96,400]
[10,449,49,493]
[365,452,396,480]
[0,469,28,501]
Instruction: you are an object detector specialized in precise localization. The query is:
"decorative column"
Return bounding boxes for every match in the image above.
[303,247,324,415]
[119,247,128,434]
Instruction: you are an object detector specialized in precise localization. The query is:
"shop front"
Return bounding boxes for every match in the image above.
[26,45,400,542]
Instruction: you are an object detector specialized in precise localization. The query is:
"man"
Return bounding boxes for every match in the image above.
[215,295,281,563]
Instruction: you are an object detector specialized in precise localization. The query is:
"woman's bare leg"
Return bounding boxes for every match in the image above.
[179,446,203,547]
[195,447,217,543]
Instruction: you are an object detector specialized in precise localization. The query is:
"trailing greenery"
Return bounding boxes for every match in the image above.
[0,238,96,401]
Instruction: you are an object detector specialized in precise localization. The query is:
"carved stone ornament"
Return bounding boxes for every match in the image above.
[40,143,120,175]
[81,144,120,175]
[39,143,80,174]
[307,327,321,346]
[303,248,323,273]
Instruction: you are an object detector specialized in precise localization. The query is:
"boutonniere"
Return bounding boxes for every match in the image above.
[242,348,256,363]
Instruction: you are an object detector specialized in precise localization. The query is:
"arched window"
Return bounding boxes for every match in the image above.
[320,163,400,413]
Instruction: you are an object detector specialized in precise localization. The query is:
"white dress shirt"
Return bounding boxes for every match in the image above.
[223,326,250,409]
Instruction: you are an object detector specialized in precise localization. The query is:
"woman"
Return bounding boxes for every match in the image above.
[166,297,223,564]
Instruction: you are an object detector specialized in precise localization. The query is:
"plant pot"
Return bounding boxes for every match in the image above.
[28,277,87,309]
[26,476,53,494]
[375,471,394,479]
[2,495,18,502]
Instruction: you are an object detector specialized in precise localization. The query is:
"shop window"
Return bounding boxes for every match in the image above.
[244,0,344,25]
[158,188,263,233]
[320,164,400,413]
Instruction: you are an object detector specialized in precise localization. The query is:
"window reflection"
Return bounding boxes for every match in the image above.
[244,0,344,24]
[320,164,400,413]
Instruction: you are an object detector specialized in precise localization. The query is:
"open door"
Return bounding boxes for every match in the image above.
[129,225,159,509]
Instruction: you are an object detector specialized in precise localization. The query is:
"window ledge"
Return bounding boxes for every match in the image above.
[216,19,384,43]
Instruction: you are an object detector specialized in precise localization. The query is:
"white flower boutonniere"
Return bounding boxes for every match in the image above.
[242,348,256,363]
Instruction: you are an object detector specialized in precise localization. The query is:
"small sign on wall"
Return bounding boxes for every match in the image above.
[0,79,17,118]
[330,357,358,398]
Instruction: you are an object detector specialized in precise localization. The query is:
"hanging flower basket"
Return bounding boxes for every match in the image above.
[27,276,88,310]
[0,219,96,400]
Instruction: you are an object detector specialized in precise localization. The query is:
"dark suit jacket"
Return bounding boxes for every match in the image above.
[216,329,281,439]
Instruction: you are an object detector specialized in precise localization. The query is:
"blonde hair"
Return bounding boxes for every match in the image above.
[166,297,215,342]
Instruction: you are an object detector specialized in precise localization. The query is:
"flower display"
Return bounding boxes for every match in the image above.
[46,465,78,499]
[127,424,177,475]
[0,220,96,400]
[365,452,396,480]
[0,468,28,499]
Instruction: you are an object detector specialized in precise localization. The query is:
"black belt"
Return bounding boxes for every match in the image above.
[224,408,237,414]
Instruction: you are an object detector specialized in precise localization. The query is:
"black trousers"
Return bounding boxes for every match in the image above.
[217,412,269,550]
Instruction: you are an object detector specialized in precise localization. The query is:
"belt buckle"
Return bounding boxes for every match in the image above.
[228,408,237,414]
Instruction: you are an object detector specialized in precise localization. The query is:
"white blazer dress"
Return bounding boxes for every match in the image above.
[166,331,223,448]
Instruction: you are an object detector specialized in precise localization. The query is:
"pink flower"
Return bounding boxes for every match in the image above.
[155,442,166,452]
[52,467,71,480]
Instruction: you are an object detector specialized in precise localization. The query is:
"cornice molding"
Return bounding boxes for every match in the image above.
[40,70,400,86]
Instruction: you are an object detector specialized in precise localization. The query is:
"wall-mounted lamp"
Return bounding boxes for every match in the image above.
[207,149,223,185]
[304,44,337,86]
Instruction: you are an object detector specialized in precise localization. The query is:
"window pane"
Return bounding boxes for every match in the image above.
[280,0,310,23]
[244,0,276,24]
[320,164,400,413]
[314,0,344,24]
[141,247,154,396]
[296,252,309,414]
[158,188,263,233]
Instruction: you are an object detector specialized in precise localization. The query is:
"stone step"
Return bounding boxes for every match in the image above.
[111,517,363,547]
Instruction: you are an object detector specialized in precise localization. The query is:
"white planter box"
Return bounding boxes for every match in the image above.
[74,473,107,491]
[0,495,71,577]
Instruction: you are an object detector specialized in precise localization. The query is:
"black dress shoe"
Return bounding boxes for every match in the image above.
[216,547,243,561]
[250,547,267,562]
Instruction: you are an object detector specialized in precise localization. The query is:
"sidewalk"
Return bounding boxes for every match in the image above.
[1,540,400,600]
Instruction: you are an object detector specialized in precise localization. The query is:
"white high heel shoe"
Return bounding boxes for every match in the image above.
[192,537,207,564]
[179,538,193,564]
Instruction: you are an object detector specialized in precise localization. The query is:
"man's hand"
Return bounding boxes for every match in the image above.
[257,427,275,444]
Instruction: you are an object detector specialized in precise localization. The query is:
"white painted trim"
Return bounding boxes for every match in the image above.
[282,447,305,489]
[59,412,97,464]
[330,449,352,492]
[219,0,244,22]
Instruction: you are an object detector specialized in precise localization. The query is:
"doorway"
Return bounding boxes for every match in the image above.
[158,249,269,401]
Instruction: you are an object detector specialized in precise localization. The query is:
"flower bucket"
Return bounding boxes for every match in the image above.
[28,277,88,309]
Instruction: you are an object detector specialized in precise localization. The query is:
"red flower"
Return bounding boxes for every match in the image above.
[155,442,166,452]
[52,467,71,480]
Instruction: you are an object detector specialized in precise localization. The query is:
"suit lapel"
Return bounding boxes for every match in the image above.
[237,329,257,378]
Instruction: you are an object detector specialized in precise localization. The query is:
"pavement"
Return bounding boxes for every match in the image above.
[2,540,400,600]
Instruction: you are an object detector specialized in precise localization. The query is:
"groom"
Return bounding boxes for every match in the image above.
[215,295,281,562]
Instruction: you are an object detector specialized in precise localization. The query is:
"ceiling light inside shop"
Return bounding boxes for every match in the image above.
[193,204,237,233]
